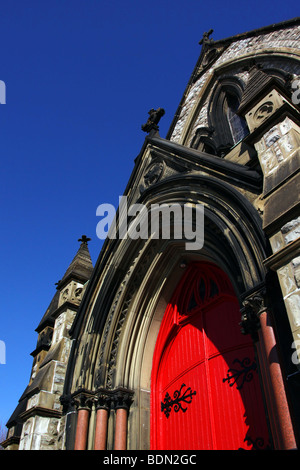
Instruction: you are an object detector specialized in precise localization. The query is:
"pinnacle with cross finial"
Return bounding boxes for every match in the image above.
[78,235,91,245]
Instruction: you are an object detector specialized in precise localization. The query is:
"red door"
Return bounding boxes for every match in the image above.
[150,262,271,450]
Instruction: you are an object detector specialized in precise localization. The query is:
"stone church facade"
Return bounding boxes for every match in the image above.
[3,17,300,450]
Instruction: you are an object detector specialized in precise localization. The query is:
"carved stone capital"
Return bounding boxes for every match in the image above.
[243,289,267,316]
[95,389,112,411]
[240,287,267,342]
[60,394,72,412]
[72,391,94,411]
[111,388,134,411]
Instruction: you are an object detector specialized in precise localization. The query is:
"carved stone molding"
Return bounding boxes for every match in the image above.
[143,161,164,188]
[253,101,274,124]
[139,151,190,194]
[245,89,286,132]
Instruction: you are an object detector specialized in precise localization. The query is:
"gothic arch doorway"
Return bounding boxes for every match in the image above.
[150,262,271,450]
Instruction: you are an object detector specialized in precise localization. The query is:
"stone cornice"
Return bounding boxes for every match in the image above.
[263,238,300,271]
[50,301,80,321]
[148,134,262,189]
[19,406,62,422]
[1,436,20,448]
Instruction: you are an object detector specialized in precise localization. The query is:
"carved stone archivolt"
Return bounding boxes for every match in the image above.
[95,240,159,390]
[94,240,147,388]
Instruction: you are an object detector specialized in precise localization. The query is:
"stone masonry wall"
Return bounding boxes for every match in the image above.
[250,97,300,365]
[270,218,300,365]
[170,25,300,144]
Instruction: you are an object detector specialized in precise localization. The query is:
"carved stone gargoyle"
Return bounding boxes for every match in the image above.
[141,107,165,133]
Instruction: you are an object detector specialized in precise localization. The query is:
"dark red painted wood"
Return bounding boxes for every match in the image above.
[150,262,270,450]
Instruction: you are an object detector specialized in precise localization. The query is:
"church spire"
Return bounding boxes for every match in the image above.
[56,235,93,291]
[35,236,93,333]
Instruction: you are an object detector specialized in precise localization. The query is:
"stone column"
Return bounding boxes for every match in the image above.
[94,392,111,450]
[112,389,133,451]
[259,308,297,449]
[241,288,297,449]
[114,409,128,450]
[73,393,93,450]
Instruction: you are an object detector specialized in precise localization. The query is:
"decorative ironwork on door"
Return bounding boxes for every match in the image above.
[161,383,196,418]
[223,357,257,390]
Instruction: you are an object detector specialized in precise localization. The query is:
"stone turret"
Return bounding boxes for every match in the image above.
[2,237,93,450]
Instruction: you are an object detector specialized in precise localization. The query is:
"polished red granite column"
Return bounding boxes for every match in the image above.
[74,408,90,450]
[242,288,297,449]
[259,309,297,449]
[73,393,92,450]
[94,408,109,450]
[112,389,133,451]
[114,408,128,450]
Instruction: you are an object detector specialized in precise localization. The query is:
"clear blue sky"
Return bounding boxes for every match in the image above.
[0,0,297,428]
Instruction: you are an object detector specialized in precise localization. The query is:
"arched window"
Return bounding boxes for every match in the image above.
[226,92,249,145]
[205,78,249,156]
[190,127,217,155]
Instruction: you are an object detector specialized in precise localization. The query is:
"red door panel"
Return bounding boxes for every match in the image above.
[151,262,271,450]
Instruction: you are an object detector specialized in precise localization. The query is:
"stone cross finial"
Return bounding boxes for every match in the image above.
[78,235,91,245]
